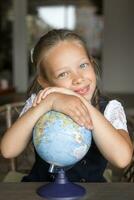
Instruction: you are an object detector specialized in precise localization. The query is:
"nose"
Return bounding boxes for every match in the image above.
[72,72,84,85]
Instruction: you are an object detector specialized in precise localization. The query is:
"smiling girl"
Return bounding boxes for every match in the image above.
[1,29,133,182]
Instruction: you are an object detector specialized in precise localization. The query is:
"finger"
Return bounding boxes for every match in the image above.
[68,110,84,126]
[74,94,90,110]
[36,90,45,104]
[67,108,86,127]
[80,103,90,117]
[42,87,57,99]
[33,88,52,106]
[33,89,48,106]
[71,101,92,129]
[41,88,51,99]
[33,89,46,106]
[79,104,92,127]
[43,87,74,97]
[35,90,44,105]
[42,87,73,99]
[32,96,38,107]
[76,107,92,129]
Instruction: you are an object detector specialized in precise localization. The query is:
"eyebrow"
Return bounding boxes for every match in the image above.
[80,57,89,61]
[54,67,69,73]
[54,57,89,72]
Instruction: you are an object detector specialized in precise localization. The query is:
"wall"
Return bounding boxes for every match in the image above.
[102,0,134,93]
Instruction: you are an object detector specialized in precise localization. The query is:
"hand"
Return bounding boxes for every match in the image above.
[33,87,90,107]
[51,93,93,129]
[32,87,93,129]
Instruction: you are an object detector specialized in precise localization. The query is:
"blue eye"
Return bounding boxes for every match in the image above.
[80,63,88,69]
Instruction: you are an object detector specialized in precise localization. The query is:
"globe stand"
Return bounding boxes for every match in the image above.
[37,168,86,200]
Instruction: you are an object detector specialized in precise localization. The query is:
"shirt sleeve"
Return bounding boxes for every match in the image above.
[19,94,36,117]
[104,100,128,132]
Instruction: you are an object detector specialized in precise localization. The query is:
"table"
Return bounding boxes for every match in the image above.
[0,87,15,95]
[0,182,134,200]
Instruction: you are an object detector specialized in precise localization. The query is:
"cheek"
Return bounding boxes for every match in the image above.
[86,69,96,83]
[57,82,71,89]
[49,79,71,88]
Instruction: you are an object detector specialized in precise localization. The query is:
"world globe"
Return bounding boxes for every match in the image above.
[33,111,92,168]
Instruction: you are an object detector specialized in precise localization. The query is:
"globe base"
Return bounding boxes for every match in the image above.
[37,169,86,200]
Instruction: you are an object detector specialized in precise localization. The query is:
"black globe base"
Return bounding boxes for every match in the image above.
[37,169,86,200]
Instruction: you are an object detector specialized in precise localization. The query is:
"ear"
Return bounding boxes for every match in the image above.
[37,75,50,88]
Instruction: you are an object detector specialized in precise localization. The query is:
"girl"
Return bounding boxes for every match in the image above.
[1,29,133,182]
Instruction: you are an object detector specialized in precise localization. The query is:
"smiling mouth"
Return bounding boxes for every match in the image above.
[74,86,90,95]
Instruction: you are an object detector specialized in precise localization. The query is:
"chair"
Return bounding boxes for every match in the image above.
[0,102,34,182]
[121,151,134,182]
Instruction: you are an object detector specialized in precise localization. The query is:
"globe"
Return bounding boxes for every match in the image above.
[33,111,92,168]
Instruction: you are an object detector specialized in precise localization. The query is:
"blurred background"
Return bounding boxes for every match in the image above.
[0,0,134,182]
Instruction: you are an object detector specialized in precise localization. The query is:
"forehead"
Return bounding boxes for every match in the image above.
[42,40,88,68]
[43,40,86,57]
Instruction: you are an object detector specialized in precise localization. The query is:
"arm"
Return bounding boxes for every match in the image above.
[32,87,92,129]
[0,95,53,158]
[87,103,133,168]
[1,92,91,158]
[33,87,133,168]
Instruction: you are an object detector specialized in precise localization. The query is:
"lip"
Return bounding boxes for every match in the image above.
[74,85,90,95]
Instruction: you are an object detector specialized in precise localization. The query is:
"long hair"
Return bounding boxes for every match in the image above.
[28,29,103,108]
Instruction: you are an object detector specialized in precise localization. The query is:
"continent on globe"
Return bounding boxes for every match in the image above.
[33,111,92,167]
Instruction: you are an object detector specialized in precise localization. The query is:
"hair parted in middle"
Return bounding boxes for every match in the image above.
[29,28,102,107]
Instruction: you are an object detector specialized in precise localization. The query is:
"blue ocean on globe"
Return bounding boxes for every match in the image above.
[33,111,92,167]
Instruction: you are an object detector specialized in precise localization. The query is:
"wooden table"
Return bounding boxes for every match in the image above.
[0,182,134,200]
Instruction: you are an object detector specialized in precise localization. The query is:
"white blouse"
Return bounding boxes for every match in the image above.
[20,94,128,132]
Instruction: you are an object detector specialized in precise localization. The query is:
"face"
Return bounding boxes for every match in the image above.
[41,41,96,101]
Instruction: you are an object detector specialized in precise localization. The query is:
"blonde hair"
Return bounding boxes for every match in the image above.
[28,29,102,107]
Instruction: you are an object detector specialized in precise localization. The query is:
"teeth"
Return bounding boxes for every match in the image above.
[80,89,85,92]
[77,87,89,94]
[74,85,90,95]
